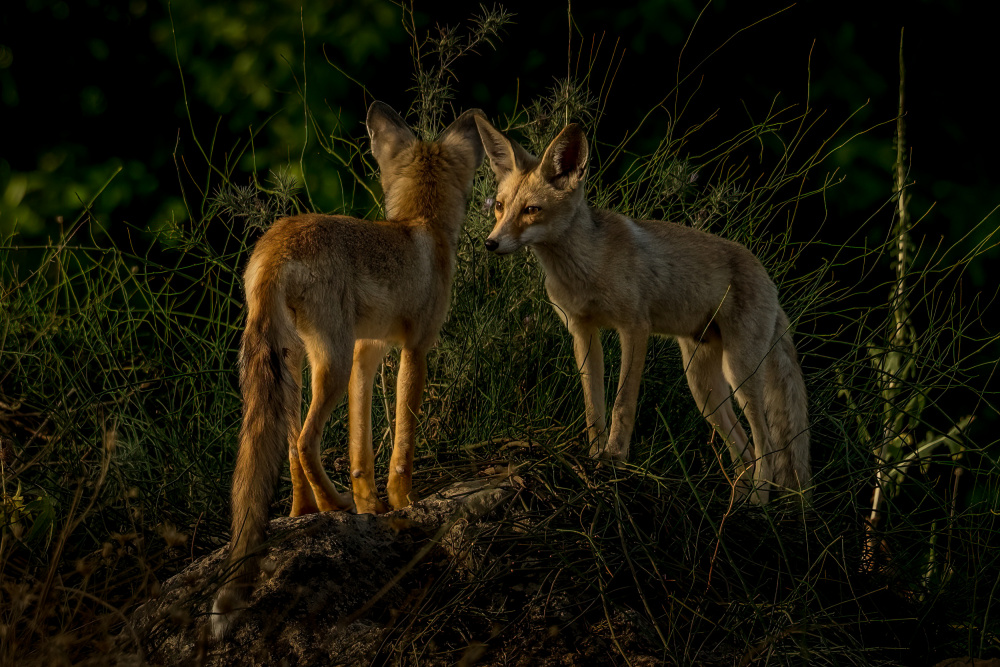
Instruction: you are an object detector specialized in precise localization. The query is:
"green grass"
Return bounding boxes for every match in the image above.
[2,5,999,666]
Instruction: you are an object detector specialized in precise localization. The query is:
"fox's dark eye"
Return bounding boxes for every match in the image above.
[495,200,504,213]
[524,206,541,215]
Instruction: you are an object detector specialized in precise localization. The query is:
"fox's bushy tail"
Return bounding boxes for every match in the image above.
[212,263,299,639]
[764,308,812,496]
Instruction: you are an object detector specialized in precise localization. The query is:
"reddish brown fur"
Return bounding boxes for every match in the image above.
[213,103,484,639]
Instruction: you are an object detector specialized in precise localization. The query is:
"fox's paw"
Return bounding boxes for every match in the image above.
[387,466,413,510]
[289,502,320,517]
[588,440,628,462]
[730,476,770,506]
[749,483,771,506]
[354,496,390,515]
[587,438,607,459]
[316,489,356,513]
[387,490,415,511]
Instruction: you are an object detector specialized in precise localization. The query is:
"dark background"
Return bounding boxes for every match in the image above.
[2,1,997,270]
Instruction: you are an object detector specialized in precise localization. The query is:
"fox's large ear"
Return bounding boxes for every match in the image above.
[439,108,486,169]
[367,101,417,166]
[539,124,588,191]
[474,115,533,181]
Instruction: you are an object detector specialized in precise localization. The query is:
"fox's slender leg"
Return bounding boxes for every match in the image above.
[285,343,319,516]
[297,334,355,512]
[348,339,390,514]
[387,347,428,510]
[721,345,774,505]
[568,319,608,457]
[678,336,754,496]
[605,325,650,460]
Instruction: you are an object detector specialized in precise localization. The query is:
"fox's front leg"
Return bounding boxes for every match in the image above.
[606,326,649,461]
[387,347,427,510]
[348,339,390,514]
[568,320,608,457]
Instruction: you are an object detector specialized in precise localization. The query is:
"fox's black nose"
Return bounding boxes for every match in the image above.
[484,238,499,252]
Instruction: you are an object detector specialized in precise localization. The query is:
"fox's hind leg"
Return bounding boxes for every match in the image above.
[348,339,390,514]
[678,336,753,497]
[720,340,776,505]
[297,331,355,512]
[285,342,320,516]
[387,347,428,510]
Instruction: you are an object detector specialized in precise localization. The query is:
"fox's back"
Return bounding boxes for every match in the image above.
[633,216,776,336]
[630,215,773,293]
[244,213,449,345]
[541,209,777,338]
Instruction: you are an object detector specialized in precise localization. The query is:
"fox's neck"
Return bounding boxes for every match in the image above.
[385,170,467,252]
[385,173,468,285]
[530,203,602,286]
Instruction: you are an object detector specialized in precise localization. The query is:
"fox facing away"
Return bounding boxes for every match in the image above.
[474,116,811,503]
[212,102,485,638]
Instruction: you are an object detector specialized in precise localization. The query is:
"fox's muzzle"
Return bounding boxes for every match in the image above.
[485,218,522,254]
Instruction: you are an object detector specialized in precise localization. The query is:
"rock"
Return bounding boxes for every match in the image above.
[119,477,515,666]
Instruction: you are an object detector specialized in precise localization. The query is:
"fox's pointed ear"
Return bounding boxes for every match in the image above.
[439,108,486,169]
[540,124,588,191]
[367,101,417,166]
[474,116,533,181]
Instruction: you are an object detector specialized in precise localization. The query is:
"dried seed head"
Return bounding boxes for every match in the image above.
[0,437,14,466]
[158,522,188,548]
